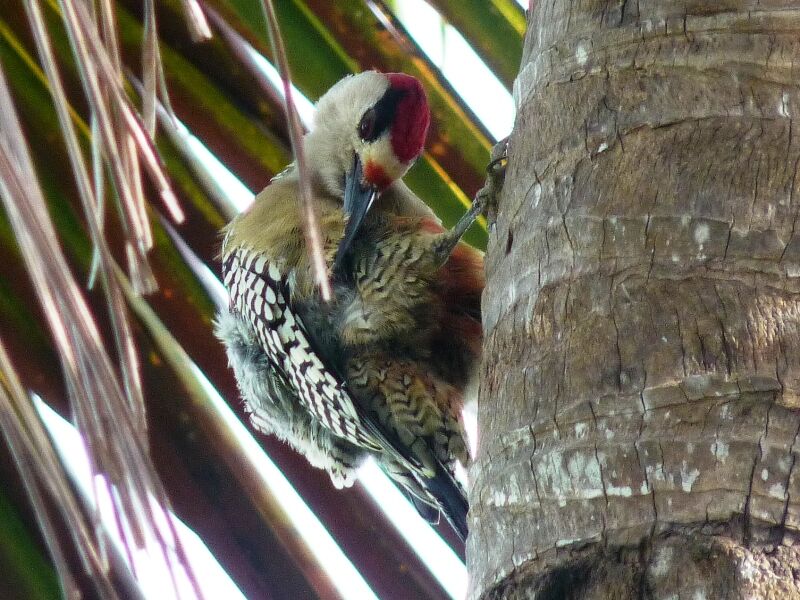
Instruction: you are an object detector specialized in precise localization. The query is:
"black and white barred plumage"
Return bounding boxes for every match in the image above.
[223,247,378,450]
[215,72,481,541]
[215,305,365,488]
[218,247,434,487]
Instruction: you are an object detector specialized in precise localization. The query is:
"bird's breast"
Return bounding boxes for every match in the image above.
[330,216,483,388]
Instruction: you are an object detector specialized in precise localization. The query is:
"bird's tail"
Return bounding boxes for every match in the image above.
[421,462,469,542]
[384,459,469,541]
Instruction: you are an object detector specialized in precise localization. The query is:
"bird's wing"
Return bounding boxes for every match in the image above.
[224,246,377,448]
[223,246,427,472]
[224,245,468,539]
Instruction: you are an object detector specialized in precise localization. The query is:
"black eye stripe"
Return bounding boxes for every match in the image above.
[358,87,404,142]
[359,109,376,139]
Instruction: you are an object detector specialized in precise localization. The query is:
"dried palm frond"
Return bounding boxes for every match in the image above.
[258,0,331,301]
[0,1,203,595]
[0,337,105,600]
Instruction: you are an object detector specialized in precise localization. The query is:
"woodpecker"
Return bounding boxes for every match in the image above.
[215,71,484,540]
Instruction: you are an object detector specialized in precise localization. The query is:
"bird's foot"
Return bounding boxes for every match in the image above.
[433,137,509,262]
[481,136,509,223]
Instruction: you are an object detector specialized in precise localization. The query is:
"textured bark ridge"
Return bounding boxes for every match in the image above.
[482,535,800,599]
[471,0,800,597]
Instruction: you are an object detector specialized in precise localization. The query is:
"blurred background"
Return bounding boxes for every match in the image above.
[0,1,524,598]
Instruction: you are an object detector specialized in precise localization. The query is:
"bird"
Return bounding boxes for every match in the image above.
[215,71,484,540]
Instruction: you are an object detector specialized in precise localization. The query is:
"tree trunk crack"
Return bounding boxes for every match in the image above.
[634,396,658,533]
[589,403,610,534]
[528,426,545,507]
[612,312,624,391]
[744,403,772,545]
[779,417,800,534]
[674,308,689,377]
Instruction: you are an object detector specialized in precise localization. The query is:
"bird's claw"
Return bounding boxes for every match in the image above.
[480,137,509,223]
[433,137,509,263]
[457,137,509,232]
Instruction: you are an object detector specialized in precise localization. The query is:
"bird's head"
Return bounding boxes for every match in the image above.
[306,71,430,268]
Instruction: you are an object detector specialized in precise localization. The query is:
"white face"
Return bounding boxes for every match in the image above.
[305,71,426,197]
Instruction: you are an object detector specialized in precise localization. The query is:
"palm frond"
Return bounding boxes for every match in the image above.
[0,56,192,598]
[259,0,330,300]
[1,1,199,595]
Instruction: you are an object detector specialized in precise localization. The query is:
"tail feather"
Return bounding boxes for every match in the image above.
[417,462,468,542]
[386,457,469,542]
[403,489,440,524]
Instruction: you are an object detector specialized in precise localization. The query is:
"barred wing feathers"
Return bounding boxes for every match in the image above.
[222,246,427,474]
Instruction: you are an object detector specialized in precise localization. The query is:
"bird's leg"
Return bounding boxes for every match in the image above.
[433,137,508,263]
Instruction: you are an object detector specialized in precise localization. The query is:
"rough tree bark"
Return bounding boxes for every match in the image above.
[470,0,800,598]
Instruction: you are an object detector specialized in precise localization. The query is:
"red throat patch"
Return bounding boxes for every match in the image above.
[363,161,393,190]
[386,73,430,163]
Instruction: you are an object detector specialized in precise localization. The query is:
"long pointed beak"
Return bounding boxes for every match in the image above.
[334,155,377,272]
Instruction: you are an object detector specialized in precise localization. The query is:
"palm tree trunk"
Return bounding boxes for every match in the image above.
[470,0,800,597]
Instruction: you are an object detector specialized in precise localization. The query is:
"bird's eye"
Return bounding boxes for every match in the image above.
[358,108,377,141]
